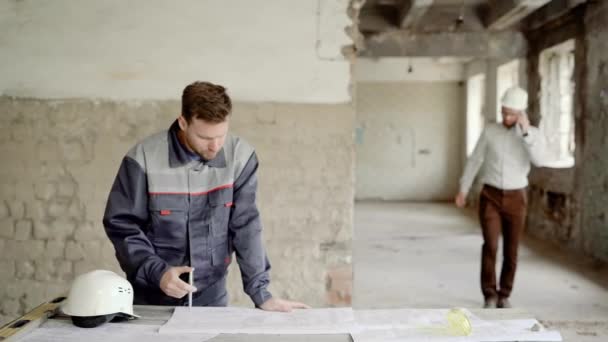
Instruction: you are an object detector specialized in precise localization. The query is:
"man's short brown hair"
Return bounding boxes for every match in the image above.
[182,81,232,123]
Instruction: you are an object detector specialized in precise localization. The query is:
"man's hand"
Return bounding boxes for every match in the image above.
[517,111,530,134]
[259,297,311,312]
[455,192,466,208]
[160,266,197,299]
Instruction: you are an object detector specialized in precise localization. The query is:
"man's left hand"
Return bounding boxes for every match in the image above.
[259,297,311,312]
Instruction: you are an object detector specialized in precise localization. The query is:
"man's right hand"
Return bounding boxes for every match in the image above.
[159,266,197,299]
[454,192,466,208]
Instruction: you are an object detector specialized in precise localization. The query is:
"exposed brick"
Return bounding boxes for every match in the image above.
[26,201,48,221]
[0,260,15,280]
[37,162,66,179]
[81,241,102,260]
[0,99,355,309]
[34,258,55,281]
[2,240,18,259]
[67,200,86,221]
[11,124,30,143]
[56,261,73,281]
[28,240,48,260]
[0,126,10,143]
[36,139,61,162]
[6,241,45,261]
[15,261,35,279]
[35,218,75,240]
[14,219,33,241]
[22,281,46,312]
[0,180,15,201]
[14,181,35,203]
[33,220,51,239]
[74,260,95,276]
[74,221,106,241]
[8,201,25,219]
[34,182,57,201]
[325,265,352,307]
[47,202,70,219]
[3,279,28,299]
[0,201,9,219]
[57,181,76,199]
[65,241,86,261]
[1,298,21,316]
[60,139,87,162]
[0,183,16,201]
[55,218,77,239]
[0,219,14,239]
[45,240,66,259]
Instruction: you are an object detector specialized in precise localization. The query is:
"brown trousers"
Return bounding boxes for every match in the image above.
[478,184,527,299]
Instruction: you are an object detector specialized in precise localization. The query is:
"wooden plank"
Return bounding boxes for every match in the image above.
[0,297,65,341]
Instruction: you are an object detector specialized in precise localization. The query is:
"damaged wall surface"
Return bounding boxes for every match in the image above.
[579,1,608,262]
[0,0,357,325]
[525,2,608,262]
[0,98,355,325]
[0,0,352,103]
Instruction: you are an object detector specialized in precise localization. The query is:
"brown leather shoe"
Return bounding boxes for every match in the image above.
[497,297,512,308]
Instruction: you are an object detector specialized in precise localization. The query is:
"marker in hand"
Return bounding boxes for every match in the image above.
[188,269,193,310]
[159,266,197,300]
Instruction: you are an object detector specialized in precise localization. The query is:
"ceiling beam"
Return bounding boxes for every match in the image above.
[483,0,552,30]
[399,0,434,29]
[360,30,527,58]
[358,7,395,33]
[524,0,587,31]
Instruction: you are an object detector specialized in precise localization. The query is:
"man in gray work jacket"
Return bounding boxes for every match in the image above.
[103,81,309,312]
[455,86,547,309]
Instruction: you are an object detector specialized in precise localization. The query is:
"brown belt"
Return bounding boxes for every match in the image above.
[483,184,527,194]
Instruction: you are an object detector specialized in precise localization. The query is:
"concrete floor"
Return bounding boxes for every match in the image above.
[353,201,608,341]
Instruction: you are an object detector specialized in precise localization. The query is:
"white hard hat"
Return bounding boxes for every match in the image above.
[62,270,139,328]
[501,86,528,111]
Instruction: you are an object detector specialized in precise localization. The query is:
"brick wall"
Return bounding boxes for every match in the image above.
[0,97,354,325]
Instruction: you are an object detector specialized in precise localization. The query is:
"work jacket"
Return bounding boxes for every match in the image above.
[103,120,272,306]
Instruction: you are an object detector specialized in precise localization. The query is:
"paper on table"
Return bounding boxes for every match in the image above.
[468,319,562,342]
[353,308,484,331]
[351,313,562,342]
[159,306,357,335]
[20,319,218,342]
[352,328,562,342]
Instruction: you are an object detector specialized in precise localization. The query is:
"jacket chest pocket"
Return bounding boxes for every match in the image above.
[208,190,234,239]
[148,196,188,252]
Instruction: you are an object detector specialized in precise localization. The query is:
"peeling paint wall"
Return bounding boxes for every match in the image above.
[580,1,608,262]
[525,7,585,256]
[0,0,357,325]
[0,0,352,103]
[525,3,608,262]
[0,98,355,325]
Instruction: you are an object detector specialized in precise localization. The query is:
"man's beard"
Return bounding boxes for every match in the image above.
[503,121,517,128]
[201,151,217,160]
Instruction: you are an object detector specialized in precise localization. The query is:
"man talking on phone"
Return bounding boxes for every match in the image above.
[455,86,547,309]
